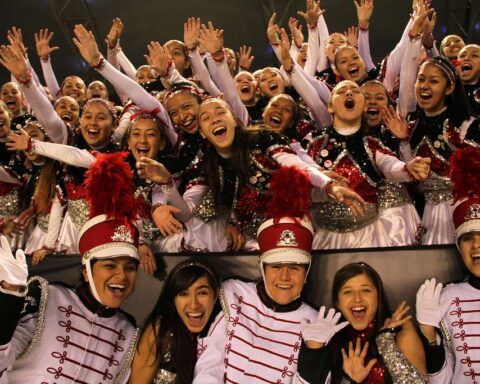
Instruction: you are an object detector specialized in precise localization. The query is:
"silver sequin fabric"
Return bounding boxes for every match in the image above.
[311,202,378,232]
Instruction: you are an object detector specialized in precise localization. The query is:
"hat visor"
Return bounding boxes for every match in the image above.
[82,242,139,264]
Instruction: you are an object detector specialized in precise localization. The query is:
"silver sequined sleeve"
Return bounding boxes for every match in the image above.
[376,331,428,384]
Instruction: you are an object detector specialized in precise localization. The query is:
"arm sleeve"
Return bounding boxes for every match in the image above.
[204,55,250,126]
[296,342,331,384]
[382,17,413,94]
[189,48,221,97]
[398,38,422,117]
[32,140,95,168]
[116,49,137,80]
[289,64,331,128]
[316,14,330,73]
[18,79,68,144]
[376,331,428,383]
[358,29,376,72]
[192,310,227,383]
[43,194,66,250]
[374,151,414,182]
[106,44,120,71]
[304,26,320,78]
[39,56,61,98]
[273,151,331,188]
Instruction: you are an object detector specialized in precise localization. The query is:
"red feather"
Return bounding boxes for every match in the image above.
[450,147,480,202]
[265,166,312,221]
[83,152,139,224]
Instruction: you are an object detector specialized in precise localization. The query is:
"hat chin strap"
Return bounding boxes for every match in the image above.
[85,259,107,307]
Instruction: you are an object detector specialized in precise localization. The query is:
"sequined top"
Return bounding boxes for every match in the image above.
[464,83,480,117]
[193,130,292,238]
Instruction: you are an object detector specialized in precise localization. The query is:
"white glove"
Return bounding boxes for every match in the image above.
[416,278,450,327]
[0,236,28,287]
[301,306,349,344]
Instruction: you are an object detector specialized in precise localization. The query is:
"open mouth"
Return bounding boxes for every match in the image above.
[461,63,473,74]
[186,312,205,328]
[136,146,150,156]
[351,306,367,321]
[5,100,16,110]
[241,85,250,93]
[61,114,72,122]
[107,283,126,295]
[366,108,379,117]
[472,254,480,264]
[419,92,432,101]
[348,66,359,77]
[91,91,102,98]
[213,126,227,137]
[87,128,100,138]
[68,91,80,98]
[181,118,196,132]
[269,115,282,128]
[0,119,5,129]
[344,98,355,109]
[269,83,279,91]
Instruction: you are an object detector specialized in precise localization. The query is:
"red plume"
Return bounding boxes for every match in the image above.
[451,147,480,202]
[83,152,139,224]
[265,166,311,221]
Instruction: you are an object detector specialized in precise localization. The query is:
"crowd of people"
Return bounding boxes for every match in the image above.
[0,0,479,382]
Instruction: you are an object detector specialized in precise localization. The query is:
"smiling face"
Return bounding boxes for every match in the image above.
[361,82,389,127]
[54,96,80,126]
[333,46,366,82]
[165,40,191,76]
[264,263,306,305]
[457,45,480,84]
[1,82,24,117]
[441,35,465,60]
[128,117,165,161]
[198,99,236,157]
[263,94,296,133]
[415,62,454,114]
[174,275,216,333]
[61,76,86,105]
[325,33,347,62]
[235,71,257,104]
[166,92,200,134]
[79,101,114,147]
[329,80,365,127]
[258,67,286,98]
[0,103,11,139]
[336,273,378,331]
[135,65,158,84]
[459,231,480,277]
[87,80,109,100]
[84,257,138,308]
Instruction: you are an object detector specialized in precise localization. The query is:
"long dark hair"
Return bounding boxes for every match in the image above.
[418,56,471,127]
[203,123,252,212]
[143,260,220,384]
[330,262,392,384]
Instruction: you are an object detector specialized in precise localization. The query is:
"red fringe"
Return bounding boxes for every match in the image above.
[265,166,311,221]
[451,147,480,202]
[84,152,139,224]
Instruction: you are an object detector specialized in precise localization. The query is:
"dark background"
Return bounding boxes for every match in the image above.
[1,0,473,87]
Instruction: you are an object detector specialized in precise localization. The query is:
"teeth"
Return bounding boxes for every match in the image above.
[88,129,99,134]
[276,284,293,289]
[183,119,194,127]
[108,284,126,290]
[348,67,359,74]
[269,83,278,90]
[352,307,365,312]
[62,115,72,122]
[270,116,281,124]
[188,312,203,318]
[213,126,226,136]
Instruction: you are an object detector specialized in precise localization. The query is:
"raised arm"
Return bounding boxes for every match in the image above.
[34,28,61,98]
[0,45,68,144]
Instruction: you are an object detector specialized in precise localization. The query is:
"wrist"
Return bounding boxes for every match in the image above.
[342,370,360,384]
[403,163,418,181]
[91,55,106,70]
[15,70,32,86]
[210,48,225,63]
[408,28,422,41]
[358,21,369,30]
[158,57,173,78]
[39,55,50,62]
